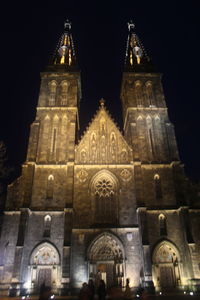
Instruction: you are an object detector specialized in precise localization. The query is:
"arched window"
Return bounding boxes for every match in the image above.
[159,214,167,236]
[135,81,143,106]
[145,81,154,106]
[154,174,162,201]
[147,116,155,159]
[50,115,59,160]
[60,81,68,105]
[46,175,54,199]
[91,172,118,224]
[48,81,57,106]
[43,215,51,237]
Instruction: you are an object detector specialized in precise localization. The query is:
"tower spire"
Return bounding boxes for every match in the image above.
[125,21,154,72]
[51,19,77,69]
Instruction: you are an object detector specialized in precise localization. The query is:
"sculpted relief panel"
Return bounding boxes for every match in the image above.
[75,108,132,164]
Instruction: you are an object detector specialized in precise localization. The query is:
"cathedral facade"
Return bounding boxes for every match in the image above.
[0,21,200,296]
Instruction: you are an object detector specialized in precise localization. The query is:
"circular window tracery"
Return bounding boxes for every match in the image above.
[95,178,114,197]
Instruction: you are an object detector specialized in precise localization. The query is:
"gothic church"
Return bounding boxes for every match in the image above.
[0,21,200,296]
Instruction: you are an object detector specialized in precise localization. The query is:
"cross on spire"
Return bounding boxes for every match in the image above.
[128,21,135,32]
[64,19,71,31]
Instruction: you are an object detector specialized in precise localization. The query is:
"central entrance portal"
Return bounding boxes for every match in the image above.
[96,263,114,287]
[88,233,125,288]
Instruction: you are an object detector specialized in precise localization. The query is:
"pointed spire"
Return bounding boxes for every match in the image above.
[125,21,155,72]
[51,19,77,69]
[99,98,105,108]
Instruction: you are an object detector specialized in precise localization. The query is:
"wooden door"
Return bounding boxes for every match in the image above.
[160,266,175,287]
[38,268,52,287]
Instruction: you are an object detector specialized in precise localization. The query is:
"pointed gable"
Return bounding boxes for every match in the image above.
[75,101,132,164]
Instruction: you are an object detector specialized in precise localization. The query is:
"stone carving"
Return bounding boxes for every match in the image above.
[120,169,132,181]
[75,108,132,164]
[31,243,59,265]
[121,149,128,162]
[91,133,97,162]
[95,178,114,197]
[110,132,116,161]
[77,169,88,183]
[90,234,123,262]
[80,149,87,163]
[126,232,133,241]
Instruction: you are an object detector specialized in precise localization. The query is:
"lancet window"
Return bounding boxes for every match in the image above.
[159,214,167,236]
[145,81,154,106]
[135,81,143,106]
[154,174,162,201]
[48,81,57,106]
[43,215,51,238]
[46,175,54,199]
[60,81,68,105]
[147,116,155,159]
[92,173,117,224]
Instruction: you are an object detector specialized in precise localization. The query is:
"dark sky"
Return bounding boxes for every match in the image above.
[0,1,200,181]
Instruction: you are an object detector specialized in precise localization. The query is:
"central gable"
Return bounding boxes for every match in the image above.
[75,103,132,164]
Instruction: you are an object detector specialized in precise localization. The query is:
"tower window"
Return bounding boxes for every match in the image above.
[43,215,51,238]
[154,174,162,201]
[145,81,154,106]
[46,175,54,199]
[135,81,143,106]
[60,81,68,105]
[48,81,57,106]
[159,214,167,236]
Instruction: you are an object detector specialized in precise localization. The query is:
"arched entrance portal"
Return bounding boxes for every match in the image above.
[29,242,60,291]
[152,241,181,290]
[88,233,125,287]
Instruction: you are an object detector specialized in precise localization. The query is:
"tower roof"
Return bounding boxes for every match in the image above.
[48,20,78,71]
[125,21,155,72]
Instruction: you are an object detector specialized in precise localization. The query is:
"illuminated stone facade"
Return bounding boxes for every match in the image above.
[0,21,200,296]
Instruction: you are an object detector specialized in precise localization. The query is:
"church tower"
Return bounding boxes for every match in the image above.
[0,21,81,295]
[121,22,198,290]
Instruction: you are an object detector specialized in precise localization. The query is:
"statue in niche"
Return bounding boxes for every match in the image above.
[121,149,127,162]
[91,133,97,162]
[110,132,117,161]
[100,135,106,162]
[100,117,106,136]
[81,149,87,163]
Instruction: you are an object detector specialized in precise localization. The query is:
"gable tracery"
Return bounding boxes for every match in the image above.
[76,110,132,164]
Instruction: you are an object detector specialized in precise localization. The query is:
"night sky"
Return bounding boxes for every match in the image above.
[0,2,200,182]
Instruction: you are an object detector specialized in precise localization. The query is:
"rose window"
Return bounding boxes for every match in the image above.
[95,179,114,197]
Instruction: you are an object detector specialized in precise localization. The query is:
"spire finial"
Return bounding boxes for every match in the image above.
[100,98,105,107]
[64,19,71,30]
[128,21,135,31]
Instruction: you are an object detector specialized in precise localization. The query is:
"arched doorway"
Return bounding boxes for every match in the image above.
[29,242,60,291]
[88,233,125,288]
[152,241,181,290]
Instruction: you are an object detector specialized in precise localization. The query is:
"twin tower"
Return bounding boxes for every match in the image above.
[0,21,199,296]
